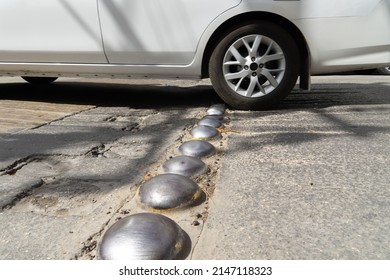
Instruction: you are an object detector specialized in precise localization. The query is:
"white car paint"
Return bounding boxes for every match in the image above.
[294,0,390,73]
[98,0,242,65]
[0,0,389,82]
[0,0,106,63]
[221,0,390,74]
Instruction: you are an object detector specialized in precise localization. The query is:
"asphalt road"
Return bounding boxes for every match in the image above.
[0,75,389,259]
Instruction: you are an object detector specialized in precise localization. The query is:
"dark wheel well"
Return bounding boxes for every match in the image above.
[21,76,58,84]
[376,67,390,75]
[202,12,309,87]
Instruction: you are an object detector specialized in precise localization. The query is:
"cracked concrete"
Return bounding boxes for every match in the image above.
[2,75,389,261]
[0,88,228,259]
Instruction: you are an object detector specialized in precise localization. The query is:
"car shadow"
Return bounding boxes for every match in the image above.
[1,77,389,110]
[0,78,223,109]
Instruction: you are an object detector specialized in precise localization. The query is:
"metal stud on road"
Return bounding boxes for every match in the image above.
[190,125,220,140]
[198,116,222,128]
[207,104,226,116]
[97,104,227,261]
[205,114,224,121]
[139,173,204,210]
[99,213,191,260]
[163,155,207,178]
[178,140,216,158]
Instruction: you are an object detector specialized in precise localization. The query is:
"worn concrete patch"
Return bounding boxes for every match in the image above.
[193,104,390,260]
[0,102,207,259]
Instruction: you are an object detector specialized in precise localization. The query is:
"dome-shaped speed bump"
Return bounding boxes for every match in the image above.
[139,174,204,210]
[179,140,216,158]
[190,125,220,140]
[162,155,207,177]
[99,213,191,260]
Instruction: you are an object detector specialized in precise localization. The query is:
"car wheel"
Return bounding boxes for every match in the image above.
[376,67,390,75]
[21,76,58,84]
[209,21,300,110]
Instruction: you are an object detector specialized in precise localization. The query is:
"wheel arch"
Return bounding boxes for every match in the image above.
[201,12,311,90]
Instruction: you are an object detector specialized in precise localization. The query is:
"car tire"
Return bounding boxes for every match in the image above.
[376,67,390,75]
[21,76,58,84]
[209,21,300,110]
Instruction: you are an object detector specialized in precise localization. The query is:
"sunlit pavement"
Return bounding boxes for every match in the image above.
[0,75,389,259]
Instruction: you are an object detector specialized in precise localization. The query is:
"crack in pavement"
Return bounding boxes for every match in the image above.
[0,103,224,259]
[80,107,229,260]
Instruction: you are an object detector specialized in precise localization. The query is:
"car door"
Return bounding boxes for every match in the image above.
[97,0,242,65]
[0,0,107,63]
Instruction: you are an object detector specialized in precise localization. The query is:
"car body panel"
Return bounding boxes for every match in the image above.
[293,0,390,73]
[0,0,106,63]
[98,0,242,65]
[286,0,382,18]
[0,0,389,79]
[233,0,390,74]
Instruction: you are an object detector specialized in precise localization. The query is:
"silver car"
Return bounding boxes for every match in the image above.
[1,0,389,109]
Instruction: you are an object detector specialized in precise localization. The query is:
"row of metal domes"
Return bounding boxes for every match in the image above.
[98,104,226,260]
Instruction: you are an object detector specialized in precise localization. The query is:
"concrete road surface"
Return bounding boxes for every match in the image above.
[0,75,389,260]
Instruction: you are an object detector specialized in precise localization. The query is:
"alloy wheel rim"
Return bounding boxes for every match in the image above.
[223,34,286,98]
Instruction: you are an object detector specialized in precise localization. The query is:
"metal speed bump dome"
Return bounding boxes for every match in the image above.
[178,140,216,158]
[207,104,226,116]
[198,116,222,128]
[162,155,207,177]
[190,125,220,140]
[139,174,204,210]
[99,213,191,260]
